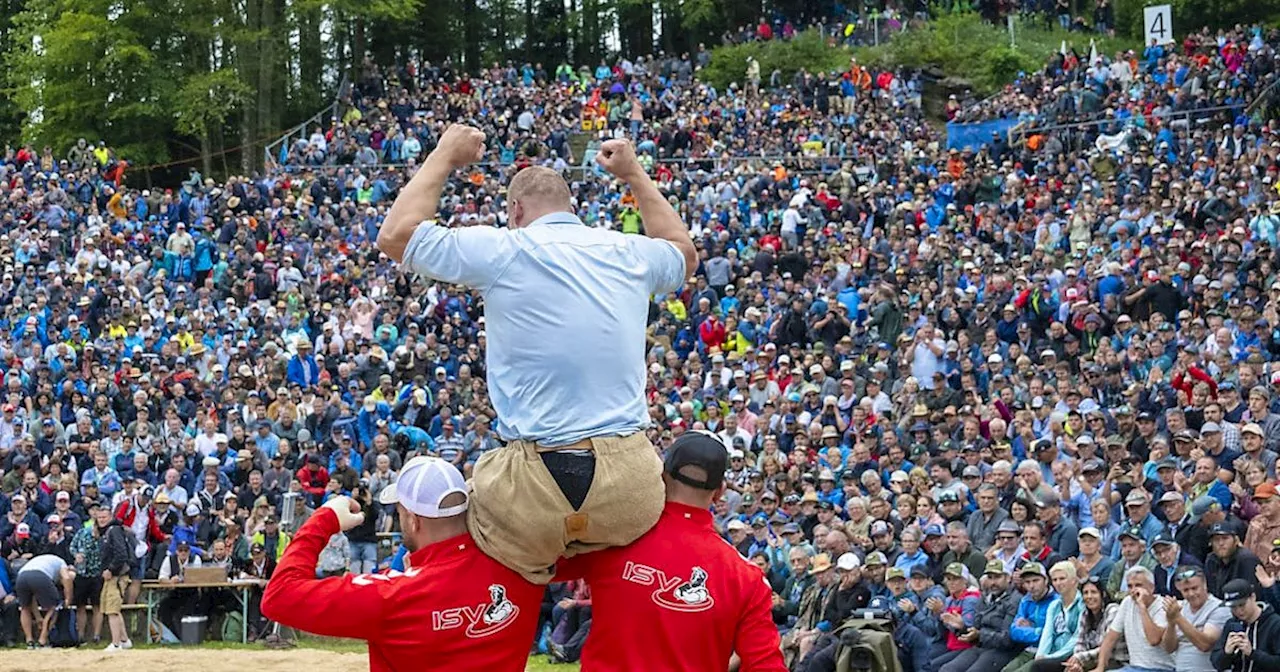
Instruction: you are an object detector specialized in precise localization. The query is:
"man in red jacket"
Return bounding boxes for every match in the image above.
[262,455,543,672]
[555,431,786,671]
[293,454,328,506]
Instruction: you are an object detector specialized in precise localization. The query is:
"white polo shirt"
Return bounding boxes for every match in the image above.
[402,212,686,446]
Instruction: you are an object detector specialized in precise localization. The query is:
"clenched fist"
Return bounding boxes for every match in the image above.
[433,124,486,170]
[596,139,645,182]
[321,495,366,532]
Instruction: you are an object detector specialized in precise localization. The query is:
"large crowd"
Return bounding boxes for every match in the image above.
[0,13,1277,672]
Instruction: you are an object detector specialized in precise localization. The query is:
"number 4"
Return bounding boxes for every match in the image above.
[1150,13,1166,39]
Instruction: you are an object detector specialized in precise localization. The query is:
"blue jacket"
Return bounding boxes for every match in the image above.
[286,355,321,388]
[1037,592,1084,659]
[908,585,947,642]
[1010,589,1057,650]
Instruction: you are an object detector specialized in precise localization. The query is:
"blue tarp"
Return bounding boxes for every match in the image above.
[946,118,1020,151]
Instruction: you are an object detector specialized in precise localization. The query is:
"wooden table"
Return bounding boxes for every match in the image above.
[139,579,267,644]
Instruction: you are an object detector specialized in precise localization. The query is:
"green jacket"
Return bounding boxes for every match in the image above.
[1105,553,1156,602]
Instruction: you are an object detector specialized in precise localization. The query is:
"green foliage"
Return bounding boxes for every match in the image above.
[699,30,854,91]
[173,70,254,138]
[848,12,1133,94]
[1114,0,1280,39]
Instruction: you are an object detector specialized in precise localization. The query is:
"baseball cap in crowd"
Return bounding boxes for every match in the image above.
[1222,578,1255,607]
[943,562,967,578]
[885,567,906,581]
[1118,525,1146,542]
[863,552,887,567]
[1078,527,1101,540]
[1123,490,1149,506]
[836,553,861,571]
[664,431,728,490]
[923,524,945,538]
[1150,531,1176,547]
[15,523,29,539]
[1188,496,1220,523]
[726,520,748,532]
[1208,522,1235,538]
[1255,483,1278,501]
[1020,562,1046,577]
[870,520,892,537]
[984,560,1007,576]
[377,455,469,518]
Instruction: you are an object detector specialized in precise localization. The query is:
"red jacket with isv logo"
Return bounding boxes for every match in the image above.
[261,508,542,672]
[558,501,787,672]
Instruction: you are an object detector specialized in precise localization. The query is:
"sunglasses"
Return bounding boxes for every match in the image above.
[1174,567,1203,581]
[997,534,1019,541]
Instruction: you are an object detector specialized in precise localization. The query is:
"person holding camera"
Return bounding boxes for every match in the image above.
[1210,578,1280,672]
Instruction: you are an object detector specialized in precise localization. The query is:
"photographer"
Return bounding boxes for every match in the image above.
[345,484,380,574]
[1210,579,1280,672]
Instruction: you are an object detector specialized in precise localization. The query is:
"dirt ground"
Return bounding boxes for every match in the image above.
[0,647,371,672]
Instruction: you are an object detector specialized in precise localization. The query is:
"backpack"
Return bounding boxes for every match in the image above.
[49,608,78,648]
[105,524,140,574]
[833,617,901,672]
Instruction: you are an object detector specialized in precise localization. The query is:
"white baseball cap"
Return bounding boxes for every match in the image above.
[837,552,861,571]
[376,456,468,518]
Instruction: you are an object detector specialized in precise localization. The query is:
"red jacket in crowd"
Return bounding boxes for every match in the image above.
[261,508,544,672]
[295,464,330,499]
[559,501,786,671]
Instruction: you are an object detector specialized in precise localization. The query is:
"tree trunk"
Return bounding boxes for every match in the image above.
[462,0,480,71]
[240,0,260,172]
[298,5,323,114]
[525,0,535,63]
[200,129,213,177]
[256,0,276,163]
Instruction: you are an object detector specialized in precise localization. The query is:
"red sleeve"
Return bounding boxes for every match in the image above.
[295,467,324,496]
[260,508,387,640]
[1188,366,1218,397]
[734,571,787,672]
[147,516,166,544]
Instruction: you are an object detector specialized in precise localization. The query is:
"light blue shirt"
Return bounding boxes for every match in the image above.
[402,212,686,446]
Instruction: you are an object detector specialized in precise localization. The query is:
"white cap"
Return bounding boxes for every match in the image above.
[376,456,468,518]
[837,552,861,571]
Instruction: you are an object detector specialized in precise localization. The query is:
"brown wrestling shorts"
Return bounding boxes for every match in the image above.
[467,432,664,584]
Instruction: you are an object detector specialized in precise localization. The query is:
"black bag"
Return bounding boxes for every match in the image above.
[49,608,78,648]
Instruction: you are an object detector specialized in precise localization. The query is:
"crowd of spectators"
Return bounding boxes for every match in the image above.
[0,12,1278,672]
[949,25,1275,130]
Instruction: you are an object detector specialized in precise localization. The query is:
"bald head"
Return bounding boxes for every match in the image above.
[508,166,573,228]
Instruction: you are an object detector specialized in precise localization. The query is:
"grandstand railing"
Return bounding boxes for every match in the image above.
[263,75,352,167]
[1003,102,1248,154]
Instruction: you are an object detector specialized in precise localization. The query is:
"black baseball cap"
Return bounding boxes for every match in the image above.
[1208,522,1235,537]
[664,431,728,491]
[1223,578,1254,606]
